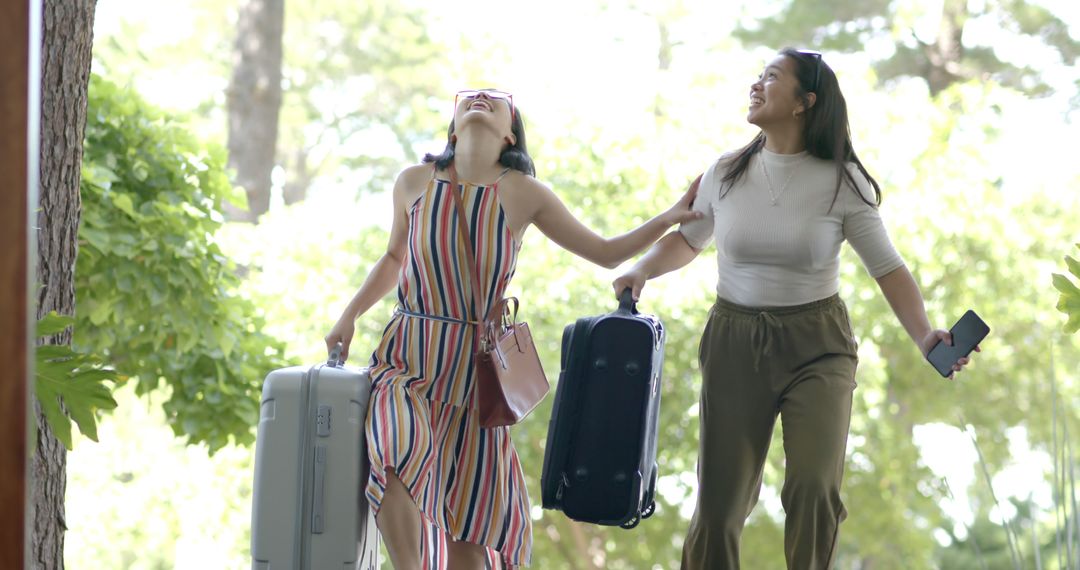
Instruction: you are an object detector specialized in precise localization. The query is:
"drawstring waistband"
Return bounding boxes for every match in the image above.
[709,294,842,372]
[750,311,782,372]
[711,293,842,317]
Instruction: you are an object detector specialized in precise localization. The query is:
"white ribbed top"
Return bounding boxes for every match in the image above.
[679,148,904,307]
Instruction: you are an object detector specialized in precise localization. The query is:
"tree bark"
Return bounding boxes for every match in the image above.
[225,0,284,223]
[33,1,96,567]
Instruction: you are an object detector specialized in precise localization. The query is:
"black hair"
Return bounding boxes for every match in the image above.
[422,107,535,177]
[719,48,881,210]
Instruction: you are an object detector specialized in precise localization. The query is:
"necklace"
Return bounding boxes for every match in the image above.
[759,153,809,206]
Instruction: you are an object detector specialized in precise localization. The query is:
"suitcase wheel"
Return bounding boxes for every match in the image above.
[642,500,656,519]
[620,513,641,530]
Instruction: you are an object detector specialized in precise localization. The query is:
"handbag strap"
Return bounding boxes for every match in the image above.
[446,163,488,331]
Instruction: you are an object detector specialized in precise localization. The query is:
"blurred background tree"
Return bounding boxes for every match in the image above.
[223,0,284,222]
[94,0,444,222]
[732,0,1080,97]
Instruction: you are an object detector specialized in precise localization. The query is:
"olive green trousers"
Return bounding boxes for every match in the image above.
[681,294,859,570]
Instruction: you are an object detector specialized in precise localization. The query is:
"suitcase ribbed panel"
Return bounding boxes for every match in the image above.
[252,366,309,567]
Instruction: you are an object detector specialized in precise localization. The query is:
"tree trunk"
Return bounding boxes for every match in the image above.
[33,1,96,568]
[225,0,284,223]
[924,0,967,95]
[282,147,310,205]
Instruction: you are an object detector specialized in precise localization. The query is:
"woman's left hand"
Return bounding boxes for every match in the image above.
[919,329,981,379]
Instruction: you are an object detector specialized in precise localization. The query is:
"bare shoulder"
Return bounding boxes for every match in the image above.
[394,163,434,203]
[492,170,554,234]
[398,163,433,189]
[498,170,553,205]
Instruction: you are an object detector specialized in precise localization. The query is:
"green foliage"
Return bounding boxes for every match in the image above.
[77,75,288,453]
[1052,244,1080,334]
[35,312,119,449]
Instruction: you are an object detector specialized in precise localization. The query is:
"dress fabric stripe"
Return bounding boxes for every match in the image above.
[365,176,532,568]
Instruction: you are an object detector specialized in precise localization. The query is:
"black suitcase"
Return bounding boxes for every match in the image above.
[540,289,664,529]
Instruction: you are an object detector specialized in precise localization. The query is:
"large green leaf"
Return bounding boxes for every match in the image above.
[36,312,74,337]
[34,312,119,449]
[1052,272,1080,296]
[1054,244,1080,333]
[1066,253,1080,279]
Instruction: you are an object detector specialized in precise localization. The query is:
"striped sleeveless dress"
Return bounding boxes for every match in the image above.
[365,169,532,568]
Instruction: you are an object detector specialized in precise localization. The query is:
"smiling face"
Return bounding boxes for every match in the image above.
[747,55,812,128]
[453,90,515,141]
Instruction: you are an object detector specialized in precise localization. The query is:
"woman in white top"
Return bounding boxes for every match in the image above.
[613,48,978,569]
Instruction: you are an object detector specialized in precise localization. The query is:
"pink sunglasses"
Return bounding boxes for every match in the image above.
[455,89,515,121]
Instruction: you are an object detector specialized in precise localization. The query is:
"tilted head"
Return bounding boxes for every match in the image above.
[424,88,535,176]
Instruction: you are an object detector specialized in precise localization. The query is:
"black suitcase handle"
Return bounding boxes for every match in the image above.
[618,288,638,315]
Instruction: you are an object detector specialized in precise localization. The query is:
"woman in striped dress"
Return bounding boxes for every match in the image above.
[325,89,701,569]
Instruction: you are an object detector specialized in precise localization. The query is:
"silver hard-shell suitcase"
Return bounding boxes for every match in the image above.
[250,347,380,569]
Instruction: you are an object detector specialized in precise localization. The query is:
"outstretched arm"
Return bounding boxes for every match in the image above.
[527,176,702,269]
[875,264,978,378]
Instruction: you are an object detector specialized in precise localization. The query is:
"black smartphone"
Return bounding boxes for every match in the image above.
[926,310,990,377]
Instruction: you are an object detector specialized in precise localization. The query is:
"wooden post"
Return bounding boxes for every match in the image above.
[0,0,38,568]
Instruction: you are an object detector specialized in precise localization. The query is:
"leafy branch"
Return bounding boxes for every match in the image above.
[77,75,289,453]
[35,312,119,449]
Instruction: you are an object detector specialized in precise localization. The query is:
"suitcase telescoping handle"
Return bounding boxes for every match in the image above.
[618,288,639,315]
[327,341,345,368]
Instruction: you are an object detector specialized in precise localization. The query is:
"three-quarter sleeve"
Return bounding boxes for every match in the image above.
[842,164,905,278]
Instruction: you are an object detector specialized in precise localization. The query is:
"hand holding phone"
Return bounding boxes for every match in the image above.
[926,310,990,378]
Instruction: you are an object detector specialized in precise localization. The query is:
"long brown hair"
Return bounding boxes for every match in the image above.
[719,48,880,210]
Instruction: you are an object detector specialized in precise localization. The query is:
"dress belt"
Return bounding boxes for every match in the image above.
[396,307,479,326]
